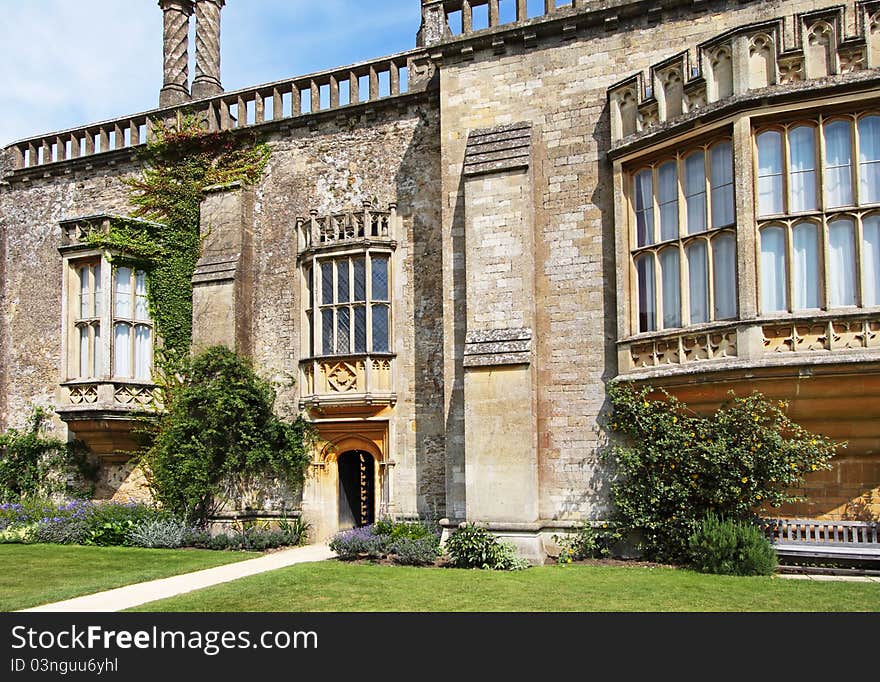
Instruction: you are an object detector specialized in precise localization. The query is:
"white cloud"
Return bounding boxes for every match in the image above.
[0,0,422,148]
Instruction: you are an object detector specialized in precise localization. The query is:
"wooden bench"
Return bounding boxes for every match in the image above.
[762,518,880,566]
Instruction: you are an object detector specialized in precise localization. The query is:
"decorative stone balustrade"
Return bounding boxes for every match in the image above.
[5,49,434,175]
[626,326,738,370]
[300,355,396,410]
[608,2,880,144]
[59,214,163,251]
[62,381,163,410]
[296,203,397,253]
[763,316,880,354]
[620,312,880,375]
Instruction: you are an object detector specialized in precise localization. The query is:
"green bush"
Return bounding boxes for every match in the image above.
[127,517,189,549]
[83,503,161,547]
[604,383,840,562]
[0,407,95,503]
[374,517,437,542]
[553,523,622,564]
[444,524,528,571]
[141,346,315,525]
[687,514,778,576]
[389,536,441,566]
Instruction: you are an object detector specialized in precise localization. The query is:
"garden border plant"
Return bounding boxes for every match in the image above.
[603,381,841,564]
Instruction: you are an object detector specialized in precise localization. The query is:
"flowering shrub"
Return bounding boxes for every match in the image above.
[329,519,442,565]
[604,382,840,562]
[329,525,389,560]
[553,523,623,564]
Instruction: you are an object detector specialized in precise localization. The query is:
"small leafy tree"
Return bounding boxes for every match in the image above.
[0,406,95,503]
[141,346,315,524]
[604,382,840,562]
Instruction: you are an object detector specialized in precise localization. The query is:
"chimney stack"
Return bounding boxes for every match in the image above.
[192,0,226,99]
[158,0,194,107]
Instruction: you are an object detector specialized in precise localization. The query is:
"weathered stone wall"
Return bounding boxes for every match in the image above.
[438,0,835,523]
[0,160,139,434]
[250,97,445,522]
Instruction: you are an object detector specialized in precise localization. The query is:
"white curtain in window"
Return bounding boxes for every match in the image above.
[93,324,102,378]
[757,131,784,216]
[859,116,880,204]
[829,218,857,306]
[760,227,787,312]
[636,255,656,332]
[687,241,709,324]
[94,263,102,317]
[792,222,819,309]
[114,323,132,378]
[710,142,735,227]
[634,170,654,247]
[712,233,737,319]
[115,267,132,318]
[685,152,707,234]
[79,326,89,378]
[135,271,149,321]
[863,216,880,306]
[660,248,681,329]
[134,326,151,381]
[825,120,854,208]
[788,126,817,212]
[79,267,90,319]
[658,161,679,241]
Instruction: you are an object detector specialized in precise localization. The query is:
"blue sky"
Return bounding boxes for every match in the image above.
[0,0,423,147]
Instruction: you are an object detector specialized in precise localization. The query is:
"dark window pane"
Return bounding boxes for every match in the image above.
[321,262,334,305]
[354,258,366,301]
[354,306,367,353]
[322,309,334,355]
[372,305,389,353]
[305,266,313,309]
[337,260,350,303]
[337,307,351,354]
[372,257,389,301]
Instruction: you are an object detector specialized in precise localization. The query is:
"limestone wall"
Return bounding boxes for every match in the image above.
[438,0,836,523]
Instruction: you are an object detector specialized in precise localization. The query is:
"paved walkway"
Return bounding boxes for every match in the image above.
[19,543,335,613]
[777,573,880,583]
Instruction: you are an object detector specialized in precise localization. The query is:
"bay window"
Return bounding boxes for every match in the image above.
[756,113,880,314]
[629,136,738,334]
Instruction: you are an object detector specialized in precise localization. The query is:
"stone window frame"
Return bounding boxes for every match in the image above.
[626,132,739,336]
[754,110,880,316]
[301,246,395,361]
[64,253,155,383]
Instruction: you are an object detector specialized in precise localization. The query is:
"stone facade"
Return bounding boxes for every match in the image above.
[2,0,879,553]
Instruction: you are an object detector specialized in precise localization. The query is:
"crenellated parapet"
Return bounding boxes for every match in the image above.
[608,1,880,145]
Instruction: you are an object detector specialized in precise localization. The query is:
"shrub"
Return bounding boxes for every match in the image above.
[141,346,315,525]
[184,523,307,552]
[553,523,623,564]
[389,535,441,566]
[0,524,38,544]
[444,524,528,571]
[604,383,841,562]
[687,513,778,576]
[374,518,437,542]
[329,526,389,560]
[0,407,95,503]
[128,517,189,549]
[83,503,161,547]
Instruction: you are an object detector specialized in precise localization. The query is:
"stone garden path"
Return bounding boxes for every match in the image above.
[19,543,335,613]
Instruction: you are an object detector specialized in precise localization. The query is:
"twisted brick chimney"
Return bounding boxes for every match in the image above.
[158,0,194,107]
[192,0,225,99]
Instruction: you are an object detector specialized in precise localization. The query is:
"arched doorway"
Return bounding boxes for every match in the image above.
[337,450,375,529]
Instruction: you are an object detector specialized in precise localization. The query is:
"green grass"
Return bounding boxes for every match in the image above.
[0,544,257,612]
[131,561,880,612]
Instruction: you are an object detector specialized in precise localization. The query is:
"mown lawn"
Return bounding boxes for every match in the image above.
[0,544,257,612]
[131,560,880,612]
